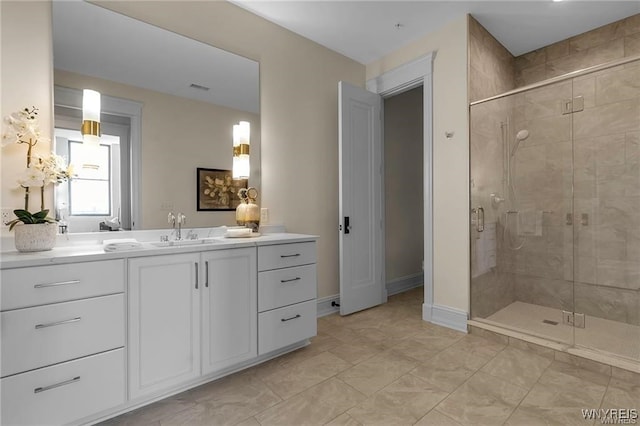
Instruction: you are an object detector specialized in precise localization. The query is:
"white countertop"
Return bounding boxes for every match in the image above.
[0,228,318,269]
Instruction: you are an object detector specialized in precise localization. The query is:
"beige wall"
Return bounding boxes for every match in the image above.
[1,1,54,235]
[1,1,471,314]
[384,86,423,282]
[367,16,470,312]
[94,1,364,299]
[54,70,260,230]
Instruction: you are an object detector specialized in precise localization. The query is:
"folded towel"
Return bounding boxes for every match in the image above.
[225,228,253,238]
[518,210,543,236]
[103,238,143,252]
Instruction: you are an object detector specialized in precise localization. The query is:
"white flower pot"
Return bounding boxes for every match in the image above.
[14,222,58,252]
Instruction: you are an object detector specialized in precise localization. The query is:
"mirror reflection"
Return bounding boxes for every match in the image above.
[52,1,260,233]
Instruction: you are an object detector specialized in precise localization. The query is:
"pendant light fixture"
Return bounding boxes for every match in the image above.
[81,89,101,147]
[232,121,250,179]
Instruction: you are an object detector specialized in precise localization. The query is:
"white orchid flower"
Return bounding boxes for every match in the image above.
[17,167,45,188]
[1,132,19,147]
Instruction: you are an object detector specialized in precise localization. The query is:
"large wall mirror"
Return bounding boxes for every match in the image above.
[52,1,260,233]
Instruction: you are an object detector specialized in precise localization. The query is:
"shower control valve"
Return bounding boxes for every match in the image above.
[490,193,504,208]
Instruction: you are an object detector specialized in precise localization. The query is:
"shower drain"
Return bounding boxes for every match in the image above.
[542,319,559,325]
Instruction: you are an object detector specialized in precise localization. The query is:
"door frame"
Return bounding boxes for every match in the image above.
[366,51,436,322]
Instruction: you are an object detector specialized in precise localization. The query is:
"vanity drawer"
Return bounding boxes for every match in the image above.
[258,299,317,355]
[1,294,124,377]
[1,259,125,311]
[258,242,317,271]
[1,348,125,426]
[258,264,317,312]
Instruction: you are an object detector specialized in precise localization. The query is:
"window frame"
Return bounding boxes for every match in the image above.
[67,140,113,217]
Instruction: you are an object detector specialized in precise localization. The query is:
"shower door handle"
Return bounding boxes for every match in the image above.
[472,207,484,232]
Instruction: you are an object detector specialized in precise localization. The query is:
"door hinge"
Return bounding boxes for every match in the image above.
[561,311,585,328]
[561,96,584,115]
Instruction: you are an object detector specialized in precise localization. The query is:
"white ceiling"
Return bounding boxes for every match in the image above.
[52,1,259,114]
[232,1,640,64]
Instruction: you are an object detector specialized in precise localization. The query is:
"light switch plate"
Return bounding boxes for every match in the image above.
[260,208,269,224]
[1,208,14,225]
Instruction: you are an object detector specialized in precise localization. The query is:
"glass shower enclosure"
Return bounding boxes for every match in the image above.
[470,58,640,365]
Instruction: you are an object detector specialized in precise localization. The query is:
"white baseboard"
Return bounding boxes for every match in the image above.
[422,303,432,322]
[317,274,424,318]
[317,294,340,317]
[428,304,469,333]
[386,273,423,296]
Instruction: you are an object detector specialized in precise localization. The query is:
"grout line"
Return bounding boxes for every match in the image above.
[596,374,613,413]
[502,357,555,425]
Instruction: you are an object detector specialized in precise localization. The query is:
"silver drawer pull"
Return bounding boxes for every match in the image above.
[281,314,301,322]
[280,277,301,283]
[280,254,301,258]
[35,317,81,329]
[34,376,81,394]
[34,280,80,289]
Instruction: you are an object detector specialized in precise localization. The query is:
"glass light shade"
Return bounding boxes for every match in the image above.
[82,134,101,148]
[232,121,250,179]
[82,89,101,122]
[233,156,250,179]
[238,121,250,145]
[82,89,101,150]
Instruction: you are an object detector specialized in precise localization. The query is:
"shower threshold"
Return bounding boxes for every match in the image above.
[469,301,640,374]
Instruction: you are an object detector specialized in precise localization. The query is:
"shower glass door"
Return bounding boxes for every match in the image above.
[470,79,575,346]
[572,60,640,362]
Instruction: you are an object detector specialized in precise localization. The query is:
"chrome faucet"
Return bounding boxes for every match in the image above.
[168,212,176,234]
[176,213,186,240]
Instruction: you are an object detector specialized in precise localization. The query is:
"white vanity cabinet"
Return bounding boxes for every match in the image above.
[257,242,318,355]
[0,233,317,424]
[0,260,126,426]
[128,253,201,399]
[128,247,258,399]
[201,247,257,374]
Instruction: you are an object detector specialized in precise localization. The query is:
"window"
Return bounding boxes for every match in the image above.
[53,87,137,232]
[68,141,111,215]
[54,126,124,232]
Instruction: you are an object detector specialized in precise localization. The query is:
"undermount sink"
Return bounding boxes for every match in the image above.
[149,238,221,248]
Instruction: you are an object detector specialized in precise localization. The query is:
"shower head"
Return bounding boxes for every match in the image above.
[510,129,530,157]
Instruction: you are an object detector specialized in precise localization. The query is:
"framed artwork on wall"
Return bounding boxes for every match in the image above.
[196,168,247,211]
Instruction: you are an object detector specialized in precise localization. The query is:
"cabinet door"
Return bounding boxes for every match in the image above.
[128,254,200,399]
[201,248,257,375]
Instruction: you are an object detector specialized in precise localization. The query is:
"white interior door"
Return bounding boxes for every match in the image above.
[338,81,384,315]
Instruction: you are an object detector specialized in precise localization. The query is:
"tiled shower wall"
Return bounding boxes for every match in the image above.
[468,16,515,103]
[468,16,517,318]
[514,14,640,87]
[470,14,640,326]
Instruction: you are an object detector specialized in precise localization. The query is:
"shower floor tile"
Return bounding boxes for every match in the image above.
[486,301,640,362]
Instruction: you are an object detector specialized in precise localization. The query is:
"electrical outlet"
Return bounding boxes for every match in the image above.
[2,208,14,226]
[260,208,269,224]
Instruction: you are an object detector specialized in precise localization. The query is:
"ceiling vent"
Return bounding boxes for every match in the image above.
[189,83,210,91]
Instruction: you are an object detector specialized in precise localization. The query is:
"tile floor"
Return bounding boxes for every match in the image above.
[103,288,639,425]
